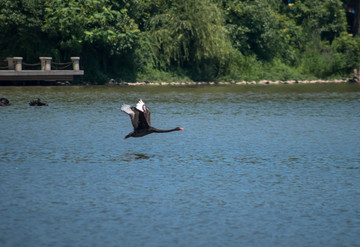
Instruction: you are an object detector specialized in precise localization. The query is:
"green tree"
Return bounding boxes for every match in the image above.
[146,0,232,80]
[43,0,139,55]
[0,0,49,61]
[288,0,347,41]
[0,0,358,82]
[221,0,303,63]
[331,34,360,75]
[42,0,140,81]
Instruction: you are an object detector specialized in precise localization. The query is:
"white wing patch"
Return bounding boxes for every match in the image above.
[121,104,134,116]
[136,99,145,112]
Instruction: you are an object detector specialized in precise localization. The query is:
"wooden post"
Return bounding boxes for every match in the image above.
[40,57,52,71]
[71,57,80,71]
[13,57,23,71]
[6,57,15,70]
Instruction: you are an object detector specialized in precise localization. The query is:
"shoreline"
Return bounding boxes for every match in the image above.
[106,79,356,86]
[1,78,359,86]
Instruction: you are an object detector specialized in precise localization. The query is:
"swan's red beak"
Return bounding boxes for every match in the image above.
[179,127,183,130]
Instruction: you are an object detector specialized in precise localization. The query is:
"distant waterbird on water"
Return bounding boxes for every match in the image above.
[29,98,48,106]
[121,99,183,139]
[0,98,11,106]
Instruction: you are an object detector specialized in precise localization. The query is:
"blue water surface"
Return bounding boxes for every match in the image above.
[1,84,360,247]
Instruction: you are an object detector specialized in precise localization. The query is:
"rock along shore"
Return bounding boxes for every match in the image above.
[106,79,356,86]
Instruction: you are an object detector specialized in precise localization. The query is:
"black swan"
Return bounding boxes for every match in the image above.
[0,98,11,106]
[29,98,48,106]
[121,99,183,139]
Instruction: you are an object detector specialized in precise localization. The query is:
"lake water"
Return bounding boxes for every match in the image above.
[1,84,360,247]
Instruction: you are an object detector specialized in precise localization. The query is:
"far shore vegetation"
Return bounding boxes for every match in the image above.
[1,0,360,84]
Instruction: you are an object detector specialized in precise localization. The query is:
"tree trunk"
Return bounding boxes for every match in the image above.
[353,0,360,36]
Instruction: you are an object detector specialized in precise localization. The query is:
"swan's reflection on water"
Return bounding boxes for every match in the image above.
[122,152,155,161]
[133,153,153,160]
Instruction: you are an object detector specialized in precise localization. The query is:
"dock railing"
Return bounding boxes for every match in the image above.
[0,57,84,81]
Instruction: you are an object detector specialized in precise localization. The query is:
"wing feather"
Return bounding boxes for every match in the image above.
[122,100,151,130]
[136,99,151,126]
[136,99,145,112]
[121,104,134,116]
[121,104,140,129]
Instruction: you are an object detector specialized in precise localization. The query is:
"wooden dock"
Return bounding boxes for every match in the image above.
[0,57,84,82]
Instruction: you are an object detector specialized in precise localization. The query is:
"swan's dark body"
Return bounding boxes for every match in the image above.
[121,99,183,139]
[29,98,48,106]
[0,98,11,106]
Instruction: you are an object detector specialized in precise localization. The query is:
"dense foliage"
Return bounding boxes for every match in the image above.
[1,0,360,83]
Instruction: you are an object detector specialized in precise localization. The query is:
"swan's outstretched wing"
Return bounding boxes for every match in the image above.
[121,104,140,129]
[121,101,151,130]
[136,99,151,127]
[121,104,134,117]
[136,99,145,112]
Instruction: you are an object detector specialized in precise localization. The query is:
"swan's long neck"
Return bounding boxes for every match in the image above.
[150,127,182,133]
